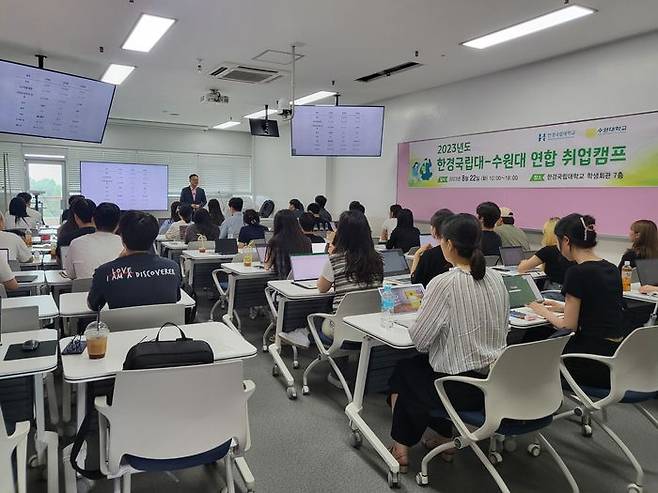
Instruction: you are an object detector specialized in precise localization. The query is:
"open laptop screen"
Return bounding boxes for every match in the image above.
[290,254,329,281]
[419,234,438,248]
[636,259,658,286]
[381,249,410,277]
[377,284,425,314]
[215,239,238,255]
[499,246,524,267]
[503,275,543,309]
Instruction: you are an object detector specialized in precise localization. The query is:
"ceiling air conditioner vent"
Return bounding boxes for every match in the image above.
[355,61,423,83]
[209,63,282,84]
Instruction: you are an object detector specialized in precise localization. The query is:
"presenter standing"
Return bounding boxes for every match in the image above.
[180,173,207,209]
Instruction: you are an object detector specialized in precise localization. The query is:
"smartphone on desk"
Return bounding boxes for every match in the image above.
[61,338,86,355]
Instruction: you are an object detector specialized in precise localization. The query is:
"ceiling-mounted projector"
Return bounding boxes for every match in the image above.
[200,89,229,104]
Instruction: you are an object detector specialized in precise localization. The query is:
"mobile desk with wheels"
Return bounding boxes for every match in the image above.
[342,312,552,488]
[3,294,59,325]
[181,250,235,288]
[266,280,334,400]
[20,253,59,271]
[12,270,48,295]
[0,329,59,493]
[623,284,658,326]
[218,263,275,334]
[59,321,257,493]
[160,241,188,260]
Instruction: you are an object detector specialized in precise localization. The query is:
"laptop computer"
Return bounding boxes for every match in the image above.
[381,249,411,282]
[378,283,426,328]
[504,275,543,309]
[497,246,524,270]
[215,238,238,255]
[254,242,268,263]
[290,253,329,289]
[312,242,328,254]
[636,259,658,286]
[419,234,438,248]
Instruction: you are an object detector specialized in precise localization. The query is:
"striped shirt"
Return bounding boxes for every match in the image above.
[409,267,509,374]
[321,252,383,311]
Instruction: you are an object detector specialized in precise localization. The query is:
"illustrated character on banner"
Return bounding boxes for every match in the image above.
[420,158,433,181]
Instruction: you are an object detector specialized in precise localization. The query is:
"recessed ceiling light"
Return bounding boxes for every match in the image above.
[293,91,337,105]
[122,13,176,53]
[462,5,595,50]
[24,153,66,159]
[214,121,241,129]
[243,108,278,119]
[101,64,135,85]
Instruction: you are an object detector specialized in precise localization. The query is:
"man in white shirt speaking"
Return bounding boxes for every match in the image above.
[64,202,123,279]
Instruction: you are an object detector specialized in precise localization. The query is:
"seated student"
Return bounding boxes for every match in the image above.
[495,207,530,250]
[349,200,366,214]
[315,195,332,223]
[164,204,193,240]
[300,213,326,244]
[518,217,575,289]
[58,195,85,238]
[386,208,420,253]
[64,202,122,279]
[17,192,43,228]
[410,209,454,287]
[388,213,509,470]
[184,208,220,244]
[56,198,96,259]
[4,197,38,231]
[476,201,503,256]
[208,198,225,227]
[318,210,384,335]
[237,209,267,245]
[307,203,333,231]
[618,219,658,270]
[0,212,33,262]
[264,209,312,279]
[159,201,181,234]
[528,214,624,388]
[219,197,245,239]
[288,198,305,220]
[88,211,182,310]
[0,254,19,292]
[380,204,402,242]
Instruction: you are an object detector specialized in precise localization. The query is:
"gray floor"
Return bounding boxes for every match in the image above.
[26,296,658,493]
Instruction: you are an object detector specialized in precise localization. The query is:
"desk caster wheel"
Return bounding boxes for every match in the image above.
[292,361,300,369]
[628,484,642,493]
[302,385,310,395]
[415,472,429,487]
[527,443,541,457]
[272,366,279,377]
[286,387,297,400]
[350,431,362,448]
[488,451,503,465]
[387,471,400,489]
[581,424,593,437]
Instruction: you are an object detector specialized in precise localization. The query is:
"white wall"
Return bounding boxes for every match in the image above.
[329,31,658,261]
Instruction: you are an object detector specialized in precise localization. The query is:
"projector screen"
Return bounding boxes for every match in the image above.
[291,105,384,157]
[0,59,115,143]
[80,161,168,211]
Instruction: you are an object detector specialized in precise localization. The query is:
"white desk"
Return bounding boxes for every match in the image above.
[44,269,72,288]
[494,267,548,282]
[21,253,58,270]
[13,270,47,294]
[624,283,658,304]
[182,250,237,287]
[160,241,188,259]
[0,329,59,493]
[266,280,334,399]
[343,313,415,486]
[3,294,59,321]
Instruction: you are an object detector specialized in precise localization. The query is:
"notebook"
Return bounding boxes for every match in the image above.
[290,253,329,289]
[215,238,238,255]
[381,249,410,281]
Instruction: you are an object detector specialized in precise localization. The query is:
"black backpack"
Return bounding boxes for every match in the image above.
[259,200,275,218]
[70,323,213,479]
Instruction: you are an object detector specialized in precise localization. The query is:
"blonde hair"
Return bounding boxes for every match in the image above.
[542,217,560,247]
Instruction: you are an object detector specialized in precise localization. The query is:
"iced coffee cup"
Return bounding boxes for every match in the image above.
[85,321,109,360]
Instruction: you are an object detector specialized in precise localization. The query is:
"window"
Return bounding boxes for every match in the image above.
[27,161,64,226]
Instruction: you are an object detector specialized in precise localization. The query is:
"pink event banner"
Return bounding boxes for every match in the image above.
[397,141,658,236]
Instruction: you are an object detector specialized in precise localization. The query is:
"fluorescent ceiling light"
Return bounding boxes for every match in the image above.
[214,121,241,130]
[243,108,278,119]
[293,91,336,105]
[24,153,65,159]
[462,5,595,49]
[101,64,135,85]
[122,13,176,52]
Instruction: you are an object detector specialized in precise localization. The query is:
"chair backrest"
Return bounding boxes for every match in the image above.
[326,289,382,346]
[609,325,658,396]
[100,303,185,332]
[71,278,93,293]
[104,361,250,474]
[466,335,571,439]
[186,241,203,250]
[1,306,40,333]
[485,255,500,267]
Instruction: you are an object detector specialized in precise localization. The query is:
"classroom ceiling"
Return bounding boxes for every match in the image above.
[1,0,658,132]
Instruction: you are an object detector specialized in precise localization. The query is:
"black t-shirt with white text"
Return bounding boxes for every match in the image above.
[88,253,182,310]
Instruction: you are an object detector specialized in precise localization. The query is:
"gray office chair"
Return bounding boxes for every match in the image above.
[100,303,185,332]
[485,255,500,267]
[71,278,93,293]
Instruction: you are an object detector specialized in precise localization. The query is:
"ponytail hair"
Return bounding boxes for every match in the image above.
[441,213,486,281]
[554,213,597,249]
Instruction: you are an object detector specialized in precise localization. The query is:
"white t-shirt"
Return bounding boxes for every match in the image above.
[0,230,33,262]
[4,214,38,231]
[26,208,43,227]
[64,231,124,279]
[0,255,14,283]
[165,220,192,240]
[380,217,398,240]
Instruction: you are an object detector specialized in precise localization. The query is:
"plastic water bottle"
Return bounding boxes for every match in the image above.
[381,284,395,329]
[622,261,633,292]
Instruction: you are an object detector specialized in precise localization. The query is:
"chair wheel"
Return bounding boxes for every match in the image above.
[262,345,269,353]
[272,366,279,377]
[28,454,39,468]
[415,472,429,487]
[292,361,300,369]
[628,484,642,493]
[387,470,400,489]
[349,431,362,448]
[286,387,297,400]
[488,451,503,465]
[302,385,310,395]
[527,443,541,457]
[581,424,593,437]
